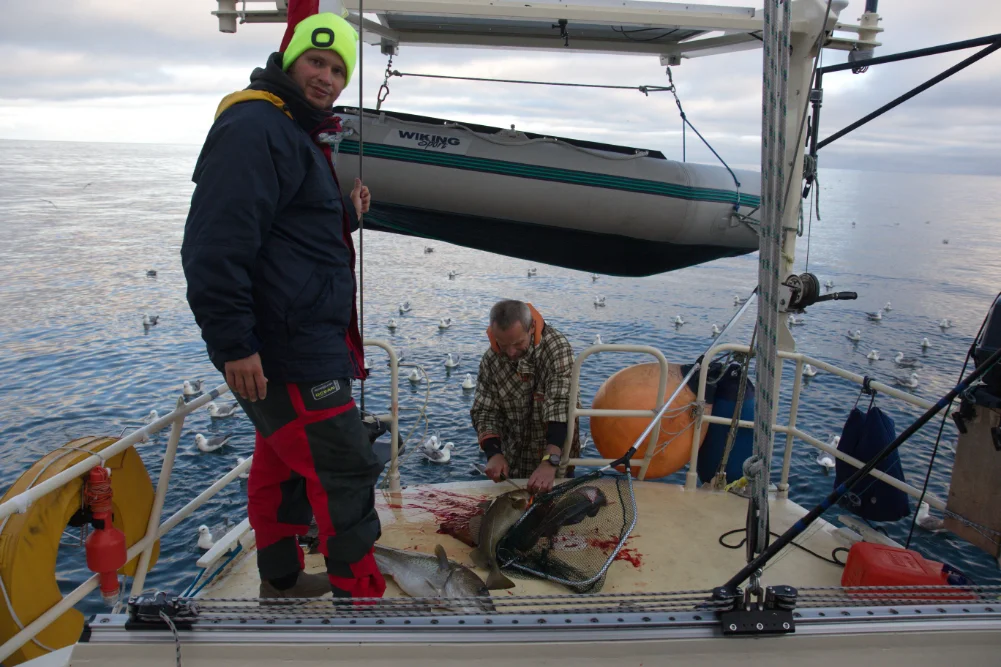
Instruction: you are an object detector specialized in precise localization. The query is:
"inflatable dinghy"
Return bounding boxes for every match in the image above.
[331,108,760,276]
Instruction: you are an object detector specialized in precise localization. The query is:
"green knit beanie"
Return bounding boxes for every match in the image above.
[281,12,358,84]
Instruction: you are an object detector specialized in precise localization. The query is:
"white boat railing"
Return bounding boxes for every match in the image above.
[559,342,944,510]
[560,345,671,479]
[690,343,944,511]
[0,339,400,664]
[0,337,949,662]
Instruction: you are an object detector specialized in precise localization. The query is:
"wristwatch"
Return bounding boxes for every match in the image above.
[541,452,560,467]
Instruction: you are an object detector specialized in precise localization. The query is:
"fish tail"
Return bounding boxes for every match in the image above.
[486,568,515,590]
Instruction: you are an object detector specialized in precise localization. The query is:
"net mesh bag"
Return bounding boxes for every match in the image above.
[496,471,637,593]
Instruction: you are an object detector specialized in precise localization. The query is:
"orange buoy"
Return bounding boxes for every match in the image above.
[591,362,707,479]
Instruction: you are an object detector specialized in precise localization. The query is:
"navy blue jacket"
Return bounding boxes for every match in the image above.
[182,62,361,383]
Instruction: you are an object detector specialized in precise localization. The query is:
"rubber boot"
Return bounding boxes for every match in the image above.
[259,570,331,600]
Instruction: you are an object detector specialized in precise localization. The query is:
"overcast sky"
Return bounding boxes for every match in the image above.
[1,0,998,175]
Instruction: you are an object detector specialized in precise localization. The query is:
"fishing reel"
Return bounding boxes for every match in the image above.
[781,272,857,313]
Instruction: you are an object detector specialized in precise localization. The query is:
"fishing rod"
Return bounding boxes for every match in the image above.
[603,287,760,472]
[719,344,1001,593]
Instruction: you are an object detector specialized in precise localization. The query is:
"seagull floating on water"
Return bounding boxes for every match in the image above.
[447,270,458,279]
[851,221,856,227]
[421,435,455,464]
[364,357,372,371]
[921,337,931,349]
[142,314,159,329]
[207,402,240,418]
[594,296,606,307]
[787,314,805,327]
[461,374,476,391]
[146,270,157,277]
[408,368,421,384]
[527,268,537,277]
[883,302,893,312]
[710,324,721,338]
[444,353,461,369]
[803,364,818,377]
[894,352,920,368]
[733,295,748,306]
[399,301,412,314]
[594,334,603,345]
[673,315,685,326]
[942,239,949,244]
[183,380,203,396]
[866,310,883,321]
[916,502,945,533]
[424,246,434,254]
[387,318,397,331]
[438,317,452,331]
[892,372,920,389]
[867,350,880,361]
[195,433,231,453]
[938,318,952,329]
[144,410,159,424]
[824,279,834,289]
[591,273,600,281]
[846,329,862,342]
[236,457,250,480]
[816,450,836,474]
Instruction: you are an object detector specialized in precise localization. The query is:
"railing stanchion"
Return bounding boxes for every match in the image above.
[779,355,806,498]
[635,354,670,481]
[131,395,187,596]
[686,353,717,489]
[363,339,401,493]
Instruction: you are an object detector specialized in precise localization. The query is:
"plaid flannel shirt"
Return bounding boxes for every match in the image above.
[470,323,581,479]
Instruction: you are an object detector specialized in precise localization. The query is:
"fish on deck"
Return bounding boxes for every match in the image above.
[468,489,532,590]
[374,543,495,613]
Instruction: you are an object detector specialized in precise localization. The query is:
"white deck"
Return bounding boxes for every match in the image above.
[201,479,844,600]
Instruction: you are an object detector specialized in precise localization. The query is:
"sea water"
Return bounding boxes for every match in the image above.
[1,139,999,613]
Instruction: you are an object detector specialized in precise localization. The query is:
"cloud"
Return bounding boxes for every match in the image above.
[1,0,999,174]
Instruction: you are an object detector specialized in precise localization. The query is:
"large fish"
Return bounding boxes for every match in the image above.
[507,485,608,552]
[468,489,533,590]
[374,543,495,613]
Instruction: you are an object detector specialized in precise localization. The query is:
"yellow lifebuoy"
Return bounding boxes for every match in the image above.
[0,437,160,665]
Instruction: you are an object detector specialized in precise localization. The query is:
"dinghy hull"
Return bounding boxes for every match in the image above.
[332,109,760,276]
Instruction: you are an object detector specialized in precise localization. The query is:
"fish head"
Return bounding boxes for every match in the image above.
[501,489,533,511]
[580,486,609,510]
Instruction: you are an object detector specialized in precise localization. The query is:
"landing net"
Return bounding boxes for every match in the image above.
[496,471,637,593]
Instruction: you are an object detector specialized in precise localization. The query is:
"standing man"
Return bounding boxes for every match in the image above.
[182,8,385,601]
[471,300,581,493]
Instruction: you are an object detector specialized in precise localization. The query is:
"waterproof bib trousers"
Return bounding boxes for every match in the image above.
[236,379,386,599]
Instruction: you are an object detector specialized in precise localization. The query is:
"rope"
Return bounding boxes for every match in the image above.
[357,0,365,412]
[387,70,672,96]
[804,183,815,271]
[377,364,433,491]
[719,527,847,567]
[780,0,835,228]
[158,610,182,667]
[905,293,997,549]
[664,66,742,206]
[748,0,791,562]
[712,325,758,489]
